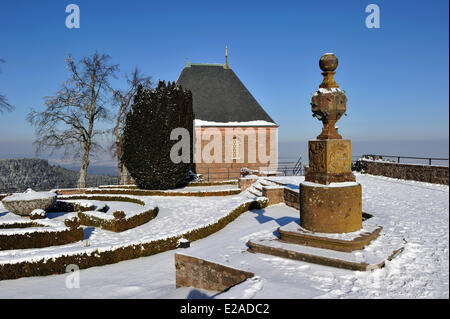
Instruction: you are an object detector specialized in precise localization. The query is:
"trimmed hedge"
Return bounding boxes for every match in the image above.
[0,198,268,281]
[47,200,98,213]
[0,223,84,251]
[57,195,146,206]
[98,185,139,189]
[54,194,157,232]
[186,181,238,187]
[122,81,194,190]
[0,221,38,229]
[78,206,159,232]
[96,180,238,190]
[58,188,241,197]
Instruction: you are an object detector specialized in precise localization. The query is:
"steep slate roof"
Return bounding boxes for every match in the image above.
[176,63,277,126]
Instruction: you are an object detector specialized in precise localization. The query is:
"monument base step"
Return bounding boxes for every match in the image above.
[248,228,405,271]
[278,222,382,252]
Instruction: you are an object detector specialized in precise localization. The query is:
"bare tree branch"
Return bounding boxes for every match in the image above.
[112,67,152,142]
[27,52,119,188]
[0,58,14,113]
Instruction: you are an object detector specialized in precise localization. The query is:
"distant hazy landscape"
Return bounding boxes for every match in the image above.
[0,158,117,193]
[0,138,447,193]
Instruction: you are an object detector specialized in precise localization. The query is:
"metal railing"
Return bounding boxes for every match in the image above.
[278,161,305,176]
[357,154,449,166]
[199,156,305,182]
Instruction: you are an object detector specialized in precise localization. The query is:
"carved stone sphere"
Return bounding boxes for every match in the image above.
[319,53,338,72]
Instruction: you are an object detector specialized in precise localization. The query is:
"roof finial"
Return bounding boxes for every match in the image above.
[225,45,230,69]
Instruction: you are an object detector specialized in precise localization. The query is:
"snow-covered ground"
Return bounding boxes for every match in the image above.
[0,193,256,264]
[0,174,448,298]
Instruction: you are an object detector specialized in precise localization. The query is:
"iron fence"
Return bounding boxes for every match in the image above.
[277,161,305,176]
[199,160,305,182]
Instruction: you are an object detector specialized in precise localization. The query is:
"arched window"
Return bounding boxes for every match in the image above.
[232,137,240,160]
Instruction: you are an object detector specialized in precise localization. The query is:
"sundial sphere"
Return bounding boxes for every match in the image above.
[319,53,338,72]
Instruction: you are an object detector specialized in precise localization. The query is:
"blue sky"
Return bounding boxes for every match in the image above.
[0,0,448,161]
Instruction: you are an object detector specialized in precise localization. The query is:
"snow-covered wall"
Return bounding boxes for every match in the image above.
[363,160,449,185]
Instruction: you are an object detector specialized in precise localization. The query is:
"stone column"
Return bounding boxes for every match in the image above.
[300,53,362,233]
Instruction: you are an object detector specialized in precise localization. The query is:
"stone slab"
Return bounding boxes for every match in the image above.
[175,253,254,292]
[278,221,382,252]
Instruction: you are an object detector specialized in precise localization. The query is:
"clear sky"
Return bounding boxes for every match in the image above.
[0,0,448,162]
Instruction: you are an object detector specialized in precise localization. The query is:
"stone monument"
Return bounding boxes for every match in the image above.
[247,54,404,271]
[301,53,361,233]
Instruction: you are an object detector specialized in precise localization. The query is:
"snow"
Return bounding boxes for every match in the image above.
[240,175,259,180]
[0,217,67,236]
[2,190,56,202]
[194,119,277,127]
[249,229,404,266]
[312,88,343,97]
[265,176,305,192]
[78,184,240,194]
[61,199,142,218]
[362,158,449,167]
[280,221,381,241]
[0,192,259,265]
[167,184,239,192]
[0,174,448,298]
[30,209,46,218]
[81,210,115,220]
[301,181,359,188]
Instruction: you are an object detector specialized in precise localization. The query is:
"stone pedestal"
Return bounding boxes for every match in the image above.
[305,139,355,184]
[301,138,362,234]
[299,182,362,233]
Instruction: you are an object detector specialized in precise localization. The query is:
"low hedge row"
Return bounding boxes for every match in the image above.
[58,188,241,197]
[57,195,146,206]
[186,181,238,187]
[47,200,99,213]
[0,198,268,280]
[98,185,139,189]
[0,221,39,229]
[55,195,156,232]
[0,224,84,251]
[77,206,159,232]
[96,181,238,190]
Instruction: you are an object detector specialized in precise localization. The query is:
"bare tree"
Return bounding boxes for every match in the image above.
[111,67,152,184]
[27,52,118,188]
[0,58,14,113]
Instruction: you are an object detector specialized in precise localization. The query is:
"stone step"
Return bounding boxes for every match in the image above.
[278,222,382,252]
[247,229,405,272]
[253,186,263,192]
[247,188,262,197]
